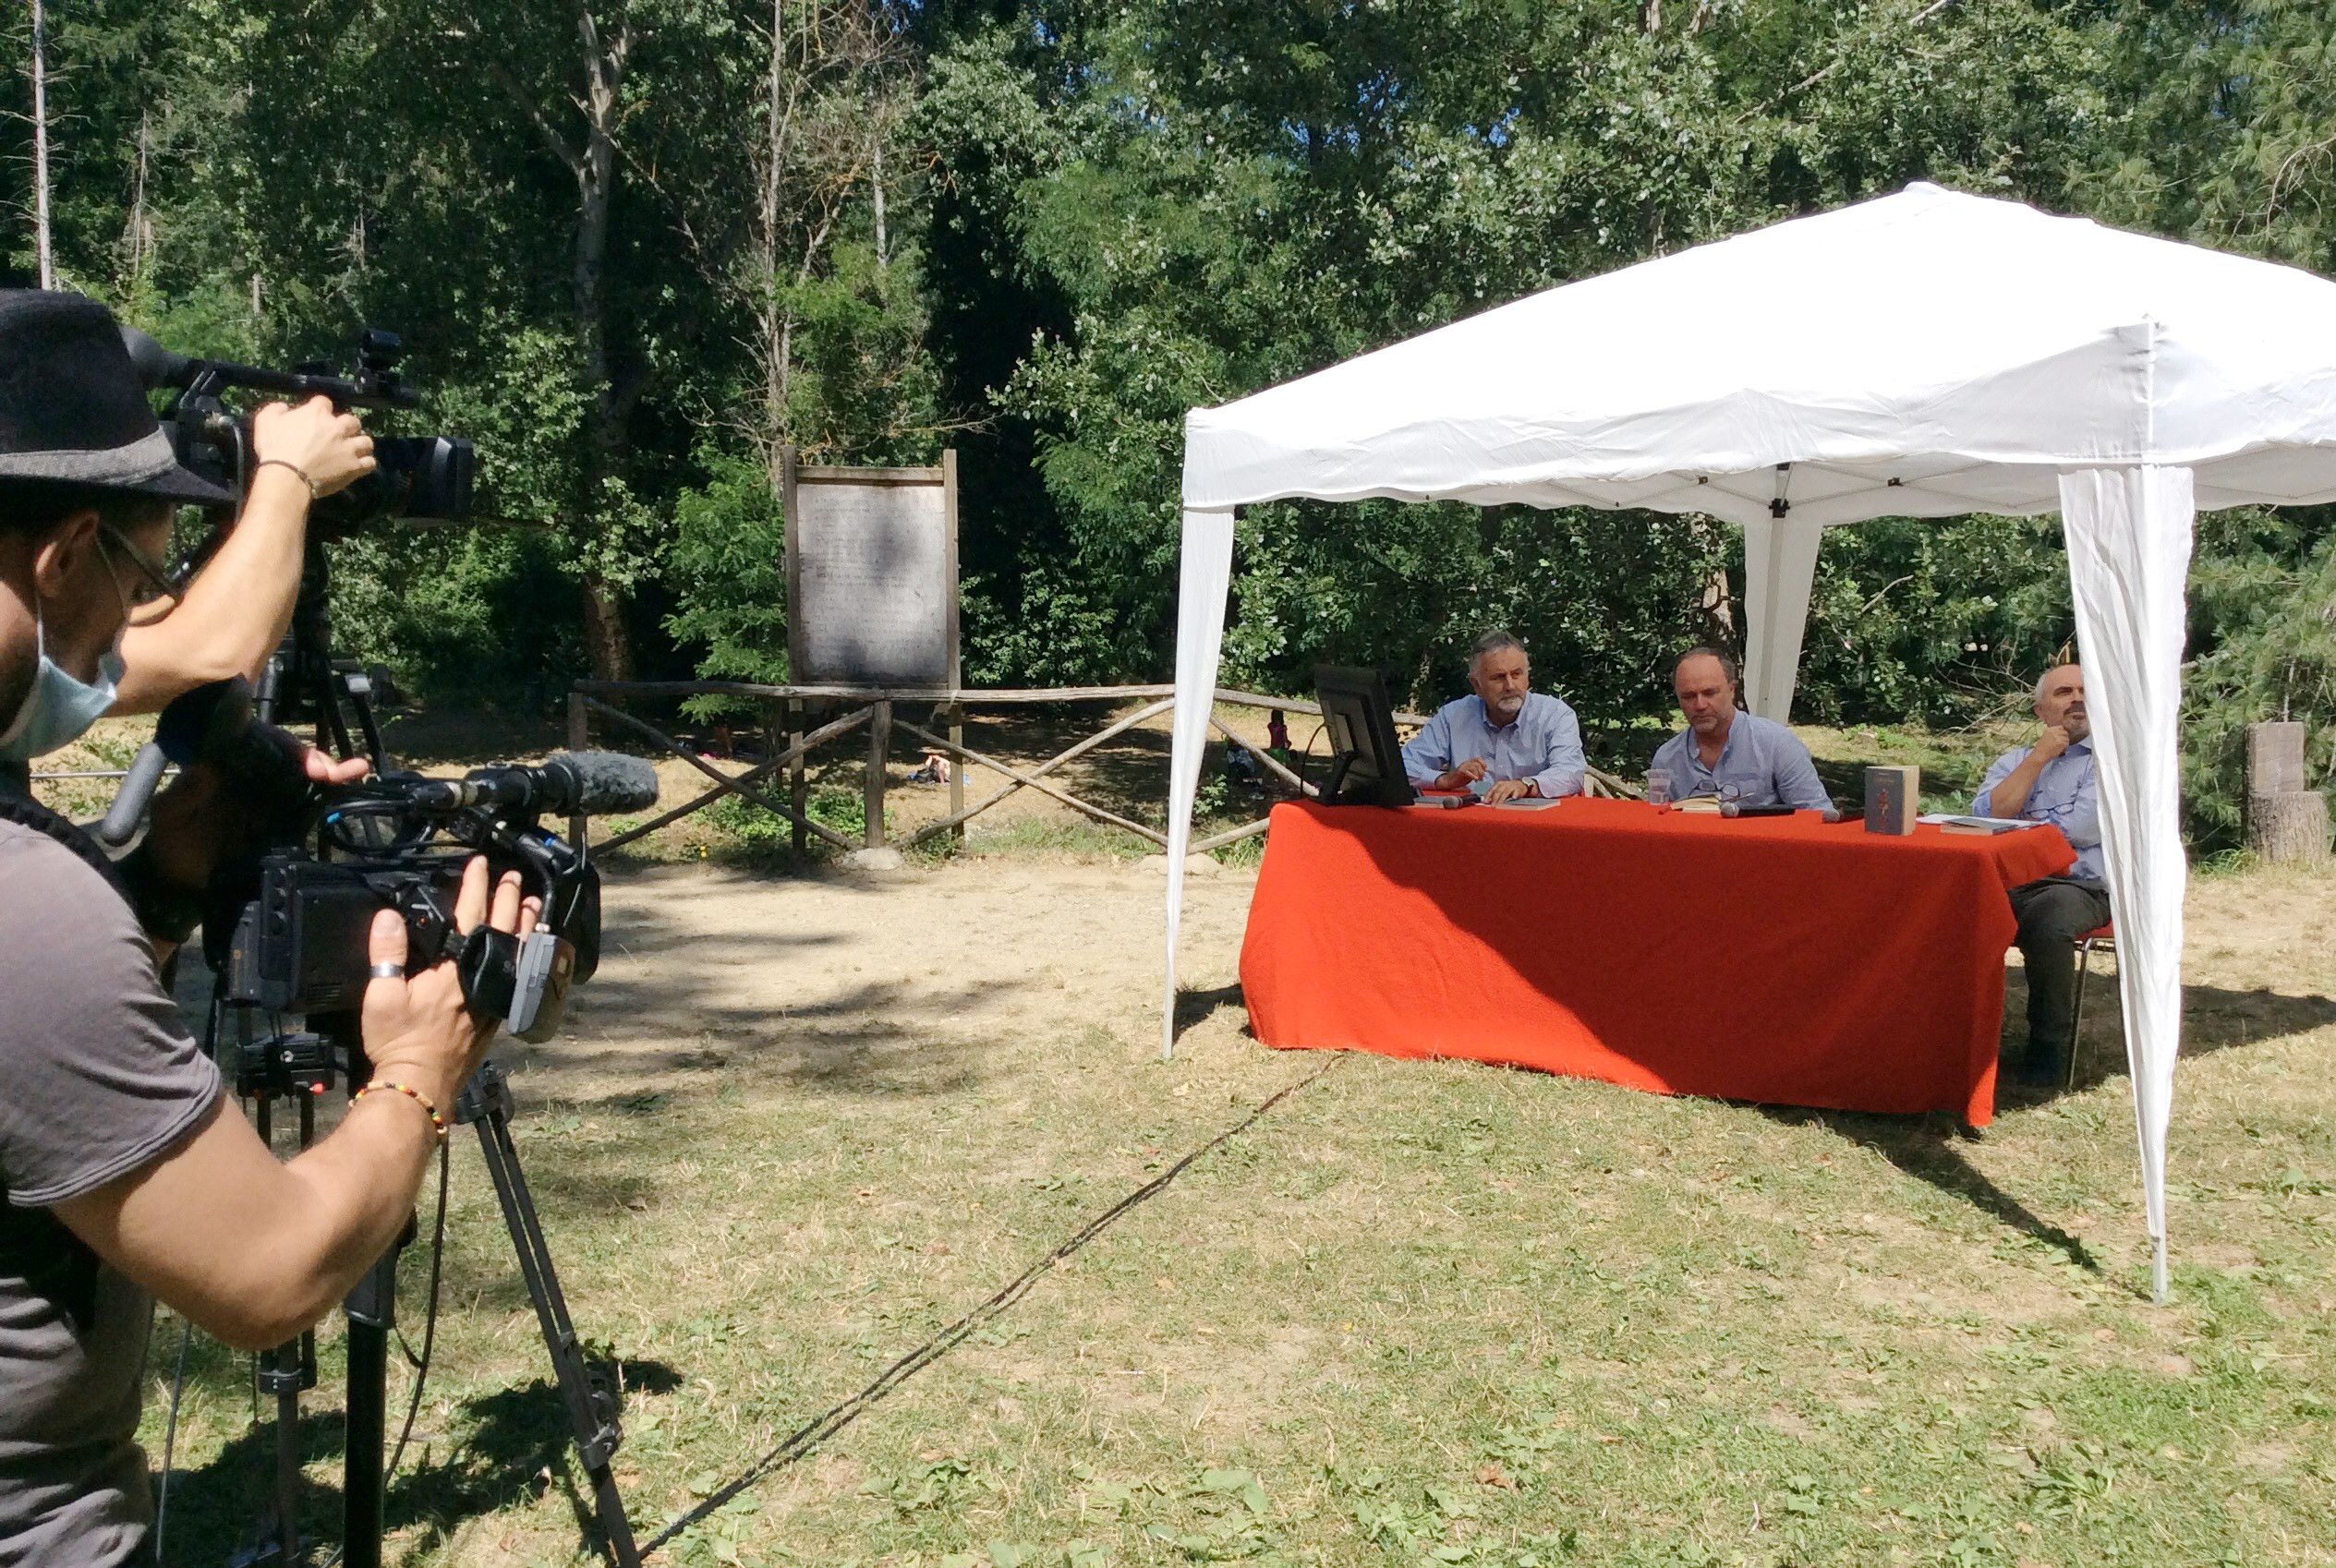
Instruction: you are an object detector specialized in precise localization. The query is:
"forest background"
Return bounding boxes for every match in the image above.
[5,0,2333,847]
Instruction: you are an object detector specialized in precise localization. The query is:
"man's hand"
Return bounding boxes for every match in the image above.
[252,396,375,498]
[1484,778,1538,803]
[2033,724,2073,765]
[1435,758,1489,790]
[55,853,541,1354]
[361,857,540,1114]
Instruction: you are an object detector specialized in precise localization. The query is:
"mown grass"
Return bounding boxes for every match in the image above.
[140,918,2335,1568]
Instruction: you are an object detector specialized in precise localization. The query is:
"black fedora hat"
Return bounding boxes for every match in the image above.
[0,289,235,505]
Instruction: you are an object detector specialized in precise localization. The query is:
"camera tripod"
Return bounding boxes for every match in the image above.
[212,551,639,1568]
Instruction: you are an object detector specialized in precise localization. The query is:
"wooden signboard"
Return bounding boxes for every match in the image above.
[783,450,960,690]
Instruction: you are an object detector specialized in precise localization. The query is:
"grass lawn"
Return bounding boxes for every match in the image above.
[138,847,2336,1568]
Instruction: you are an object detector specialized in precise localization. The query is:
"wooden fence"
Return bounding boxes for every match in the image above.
[565,680,1631,856]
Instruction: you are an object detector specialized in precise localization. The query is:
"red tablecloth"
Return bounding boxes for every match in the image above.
[1239,798,2076,1126]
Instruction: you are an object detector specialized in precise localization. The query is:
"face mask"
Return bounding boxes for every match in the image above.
[0,607,125,762]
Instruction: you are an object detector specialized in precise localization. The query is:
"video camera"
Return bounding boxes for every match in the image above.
[219,749,659,1041]
[111,676,656,1043]
[123,323,473,532]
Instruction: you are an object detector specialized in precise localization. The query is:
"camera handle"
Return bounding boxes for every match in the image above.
[336,1060,642,1568]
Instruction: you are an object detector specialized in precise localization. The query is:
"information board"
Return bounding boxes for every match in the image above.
[784,450,959,689]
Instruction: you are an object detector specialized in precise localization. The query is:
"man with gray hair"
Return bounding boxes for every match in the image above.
[1400,630,1586,803]
[1646,646,1833,812]
[1975,662,2107,1085]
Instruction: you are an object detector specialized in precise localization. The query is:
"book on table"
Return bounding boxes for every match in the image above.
[1864,765,1918,835]
[1918,814,2036,836]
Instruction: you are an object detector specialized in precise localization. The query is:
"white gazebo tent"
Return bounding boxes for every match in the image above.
[1163,182,2336,1302]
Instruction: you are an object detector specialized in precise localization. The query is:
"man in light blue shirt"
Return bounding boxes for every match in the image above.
[1401,631,1586,802]
[1646,647,1834,812]
[1975,663,2109,1086]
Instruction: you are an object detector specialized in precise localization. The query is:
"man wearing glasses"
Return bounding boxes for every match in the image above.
[30,353,374,721]
[0,291,533,1568]
[1646,647,1834,812]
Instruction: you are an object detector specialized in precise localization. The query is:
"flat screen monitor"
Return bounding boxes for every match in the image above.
[1313,665,1415,807]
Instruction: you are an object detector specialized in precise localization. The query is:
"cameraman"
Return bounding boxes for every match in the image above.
[0,291,530,1567]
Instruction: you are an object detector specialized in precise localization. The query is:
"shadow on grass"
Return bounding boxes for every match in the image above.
[1756,1104,2102,1273]
[1174,981,1247,1043]
[154,1405,349,1568]
[381,1356,683,1565]
[2007,968,2336,1091]
[158,1357,684,1568]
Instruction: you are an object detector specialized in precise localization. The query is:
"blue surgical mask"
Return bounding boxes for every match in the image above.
[0,607,125,762]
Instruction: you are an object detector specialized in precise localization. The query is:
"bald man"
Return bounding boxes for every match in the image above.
[1975,663,2108,1085]
[1645,647,1832,812]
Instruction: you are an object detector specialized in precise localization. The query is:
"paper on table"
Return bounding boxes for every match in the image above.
[1916,814,2038,829]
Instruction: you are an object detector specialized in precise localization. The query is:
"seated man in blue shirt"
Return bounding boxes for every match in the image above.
[1976,662,2107,1085]
[1646,647,1833,811]
[1400,630,1586,803]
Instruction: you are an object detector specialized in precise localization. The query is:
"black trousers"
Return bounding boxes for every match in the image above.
[2005,874,2112,1061]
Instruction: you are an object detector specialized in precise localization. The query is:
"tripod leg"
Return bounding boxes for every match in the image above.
[342,1245,402,1568]
[252,1335,310,1568]
[459,1067,642,1568]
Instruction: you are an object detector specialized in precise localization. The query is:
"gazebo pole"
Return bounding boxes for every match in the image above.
[1163,508,1239,1059]
[2058,464,2195,1307]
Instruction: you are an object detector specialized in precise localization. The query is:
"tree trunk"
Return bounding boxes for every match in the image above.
[572,5,635,681]
[2248,791,2330,867]
[30,0,54,290]
[580,573,635,684]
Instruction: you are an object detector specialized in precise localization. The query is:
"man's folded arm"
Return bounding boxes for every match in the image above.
[1972,751,2020,816]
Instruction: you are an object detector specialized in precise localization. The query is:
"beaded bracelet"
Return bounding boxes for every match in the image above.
[254,458,321,500]
[353,1080,448,1144]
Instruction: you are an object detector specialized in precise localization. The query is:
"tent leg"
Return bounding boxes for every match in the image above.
[1163,508,1239,1061]
[2060,464,2194,1320]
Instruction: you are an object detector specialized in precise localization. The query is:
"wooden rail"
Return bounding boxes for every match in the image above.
[567,681,1634,859]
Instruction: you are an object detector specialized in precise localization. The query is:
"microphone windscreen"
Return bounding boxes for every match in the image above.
[551,752,660,815]
[120,326,193,390]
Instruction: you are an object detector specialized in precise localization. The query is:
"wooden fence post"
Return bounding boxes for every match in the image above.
[2246,721,2330,866]
[947,703,966,844]
[565,690,589,849]
[789,698,807,857]
[865,700,892,848]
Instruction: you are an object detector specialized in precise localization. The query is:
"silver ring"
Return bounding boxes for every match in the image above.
[369,962,405,981]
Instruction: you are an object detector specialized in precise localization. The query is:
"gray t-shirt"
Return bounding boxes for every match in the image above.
[0,814,222,1568]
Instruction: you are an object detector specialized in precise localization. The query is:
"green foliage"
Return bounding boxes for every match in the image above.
[2182,507,2336,848]
[6,0,2335,831]
[1797,514,2075,728]
[664,451,791,705]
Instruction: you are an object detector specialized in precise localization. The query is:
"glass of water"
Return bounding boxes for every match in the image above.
[1646,768,1673,808]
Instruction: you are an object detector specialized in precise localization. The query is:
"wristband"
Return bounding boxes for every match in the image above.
[254,459,321,500]
[353,1079,448,1144]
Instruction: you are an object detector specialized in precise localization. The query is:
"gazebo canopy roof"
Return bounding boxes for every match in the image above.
[1180,182,2336,525]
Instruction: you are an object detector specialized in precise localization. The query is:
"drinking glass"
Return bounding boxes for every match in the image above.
[1646,768,1673,808]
